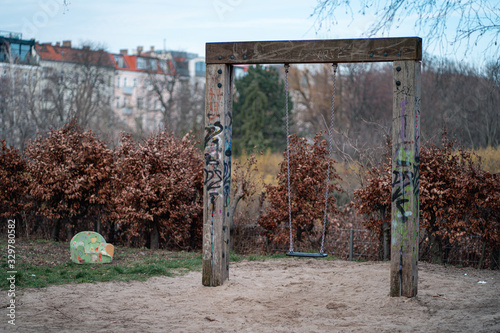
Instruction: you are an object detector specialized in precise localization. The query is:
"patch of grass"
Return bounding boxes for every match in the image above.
[0,238,204,290]
[0,238,312,290]
[1,255,204,290]
[230,252,286,262]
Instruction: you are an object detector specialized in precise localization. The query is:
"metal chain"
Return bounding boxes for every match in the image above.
[284,64,294,253]
[320,63,338,254]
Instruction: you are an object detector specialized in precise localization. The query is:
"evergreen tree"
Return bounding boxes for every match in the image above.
[232,65,292,156]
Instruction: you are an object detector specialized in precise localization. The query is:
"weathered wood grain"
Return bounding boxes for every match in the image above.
[390,60,421,297]
[202,64,233,286]
[206,37,422,64]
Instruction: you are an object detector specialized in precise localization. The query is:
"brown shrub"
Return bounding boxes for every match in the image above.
[112,131,203,250]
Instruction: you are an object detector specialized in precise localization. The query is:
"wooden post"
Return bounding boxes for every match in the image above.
[202,63,233,286]
[390,60,421,297]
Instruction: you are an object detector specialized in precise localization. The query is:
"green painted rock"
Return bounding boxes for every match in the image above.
[70,231,114,264]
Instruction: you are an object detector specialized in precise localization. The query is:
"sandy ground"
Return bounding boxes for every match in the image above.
[3,259,500,333]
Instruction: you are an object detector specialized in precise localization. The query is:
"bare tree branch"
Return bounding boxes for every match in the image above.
[312,0,500,60]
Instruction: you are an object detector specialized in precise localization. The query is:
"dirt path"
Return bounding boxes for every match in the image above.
[3,259,499,332]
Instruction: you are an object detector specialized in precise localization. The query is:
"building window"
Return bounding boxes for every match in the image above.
[195,61,206,77]
[149,59,157,71]
[114,55,125,68]
[133,78,136,87]
[116,97,120,108]
[137,97,143,109]
[137,57,147,70]
[159,61,167,73]
[144,79,152,91]
[124,77,127,87]
[116,76,120,87]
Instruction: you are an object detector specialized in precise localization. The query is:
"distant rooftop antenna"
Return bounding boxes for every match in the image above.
[163,38,166,53]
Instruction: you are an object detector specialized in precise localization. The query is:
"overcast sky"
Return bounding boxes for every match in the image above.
[2,0,320,55]
[1,0,495,66]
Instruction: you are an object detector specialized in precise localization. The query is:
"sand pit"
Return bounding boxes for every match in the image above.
[4,259,499,332]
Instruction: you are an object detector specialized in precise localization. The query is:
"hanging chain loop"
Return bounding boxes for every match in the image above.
[284,64,294,253]
[320,63,338,254]
[285,63,337,255]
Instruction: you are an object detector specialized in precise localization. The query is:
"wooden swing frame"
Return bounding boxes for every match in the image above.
[202,37,422,298]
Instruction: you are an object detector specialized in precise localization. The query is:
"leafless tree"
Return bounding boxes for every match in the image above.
[288,63,392,166]
[145,62,178,133]
[312,0,500,60]
[421,57,500,148]
[0,65,40,150]
[41,44,115,128]
[146,66,205,139]
[175,78,205,140]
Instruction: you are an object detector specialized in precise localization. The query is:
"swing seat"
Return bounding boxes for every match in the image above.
[286,252,328,258]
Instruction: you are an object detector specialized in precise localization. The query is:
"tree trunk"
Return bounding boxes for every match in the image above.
[429,232,443,264]
[150,222,160,250]
[490,246,500,270]
[108,221,115,244]
[95,215,101,235]
[383,219,390,261]
[443,238,451,264]
[66,223,74,241]
[51,219,61,241]
[22,212,29,240]
[478,240,486,269]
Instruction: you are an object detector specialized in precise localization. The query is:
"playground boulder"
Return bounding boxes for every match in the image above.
[70,231,114,264]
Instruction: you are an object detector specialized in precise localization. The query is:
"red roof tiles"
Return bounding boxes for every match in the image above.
[35,43,114,68]
[35,42,178,75]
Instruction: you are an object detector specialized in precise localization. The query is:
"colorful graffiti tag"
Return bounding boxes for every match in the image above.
[203,69,232,286]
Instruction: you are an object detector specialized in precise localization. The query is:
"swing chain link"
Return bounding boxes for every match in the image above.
[320,63,338,254]
[284,64,294,253]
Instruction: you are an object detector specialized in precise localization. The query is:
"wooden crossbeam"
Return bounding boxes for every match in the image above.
[206,37,422,64]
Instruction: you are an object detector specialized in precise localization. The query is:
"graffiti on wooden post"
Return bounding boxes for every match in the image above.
[204,86,225,279]
[223,112,232,208]
[392,95,421,281]
[390,60,420,297]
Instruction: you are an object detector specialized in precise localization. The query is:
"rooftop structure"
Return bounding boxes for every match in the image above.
[0,31,38,65]
[35,40,114,68]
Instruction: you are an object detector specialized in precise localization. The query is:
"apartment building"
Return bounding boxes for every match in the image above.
[35,40,116,132]
[2,31,206,141]
[111,46,177,133]
[0,31,40,149]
